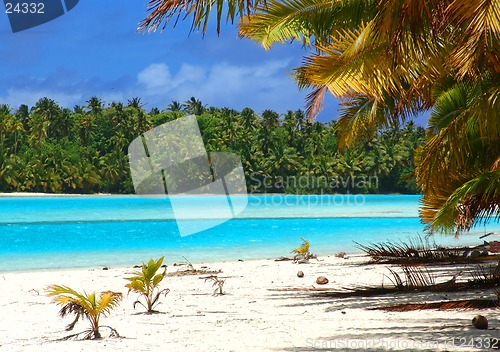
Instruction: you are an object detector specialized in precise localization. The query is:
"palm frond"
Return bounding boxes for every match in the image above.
[416,81,500,198]
[294,21,417,119]
[304,86,326,120]
[445,0,500,78]
[139,0,264,34]
[427,170,500,234]
[238,0,375,49]
[335,95,388,148]
[47,285,122,340]
[97,291,123,317]
[125,257,169,313]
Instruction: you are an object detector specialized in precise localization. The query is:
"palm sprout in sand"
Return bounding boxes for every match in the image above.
[292,237,316,262]
[292,237,310,255]
[47,285,122,340]
[125,256,170,313]
[139,0,500,236]
[204,275,226,295]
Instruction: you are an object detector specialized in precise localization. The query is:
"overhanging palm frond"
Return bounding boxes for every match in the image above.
[445,0,500,78]
[238,0,375,49]
[425,170,500,235]
[298,21,422,103]
[427,81,473,134]
[417,79,500,234]
[417,81,500,195]
[375,0,447,60]
[304,86,326,120]
[294,22,387,98]
[335,95,389,148]
[139,0,264,34]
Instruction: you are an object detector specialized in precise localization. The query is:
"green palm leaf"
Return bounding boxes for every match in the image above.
[428,170,500,234]
[238,0,374,49]
[124,256,169,313]
[47,285,122,339]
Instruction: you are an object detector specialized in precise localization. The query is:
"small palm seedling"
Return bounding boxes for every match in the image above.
[292,237,317,263]
[204,275,226,295]
[293,237,310,255]
[125,256,170,313]
[47,285,122,340]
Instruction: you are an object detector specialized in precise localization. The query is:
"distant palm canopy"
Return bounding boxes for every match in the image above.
[139,0,500,236]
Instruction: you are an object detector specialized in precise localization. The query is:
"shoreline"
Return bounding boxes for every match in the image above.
[1,256,496,351]
[0,248,370,274]
[0,192,422,197]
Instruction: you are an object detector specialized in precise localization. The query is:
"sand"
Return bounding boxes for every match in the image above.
[0,256,498,352]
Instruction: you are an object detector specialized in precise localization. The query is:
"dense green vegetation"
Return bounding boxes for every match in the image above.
[0,96,424,194]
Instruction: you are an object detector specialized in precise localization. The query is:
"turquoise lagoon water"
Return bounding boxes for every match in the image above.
[0,194,498,271]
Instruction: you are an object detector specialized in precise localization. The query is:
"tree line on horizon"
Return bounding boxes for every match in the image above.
[0,96,425,194]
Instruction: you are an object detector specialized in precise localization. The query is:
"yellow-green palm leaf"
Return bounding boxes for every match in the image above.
[238,0,375,49]
[139,0,264,34]
[124,256,169,313]
[47,285,122,339]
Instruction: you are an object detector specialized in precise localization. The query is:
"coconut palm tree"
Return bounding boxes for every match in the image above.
[47,285,122,340]
[182,97,205,115]
[167,100,182,112]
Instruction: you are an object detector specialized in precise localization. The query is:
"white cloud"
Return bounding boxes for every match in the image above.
[136,59,304,112]
[137,63,172,90]
[0,59,314,115]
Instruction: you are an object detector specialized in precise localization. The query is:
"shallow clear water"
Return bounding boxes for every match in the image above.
[0,195,498,271]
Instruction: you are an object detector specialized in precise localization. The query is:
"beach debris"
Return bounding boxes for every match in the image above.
[297,271,304,278]
[102,267,109,270]
[168,257,222,276]
[275,257,293,261]
[204,275,226,295]
[335,252,347,258]
[168,268,222,277]
[125,256,170,313]
[316,276,329,285]
[472,315,488,329]
[47,285,122,340]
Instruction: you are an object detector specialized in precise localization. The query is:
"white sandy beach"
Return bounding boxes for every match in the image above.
[0,256,498,352]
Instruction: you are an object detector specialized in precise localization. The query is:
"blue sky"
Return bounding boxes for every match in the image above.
[0,0,342,122]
